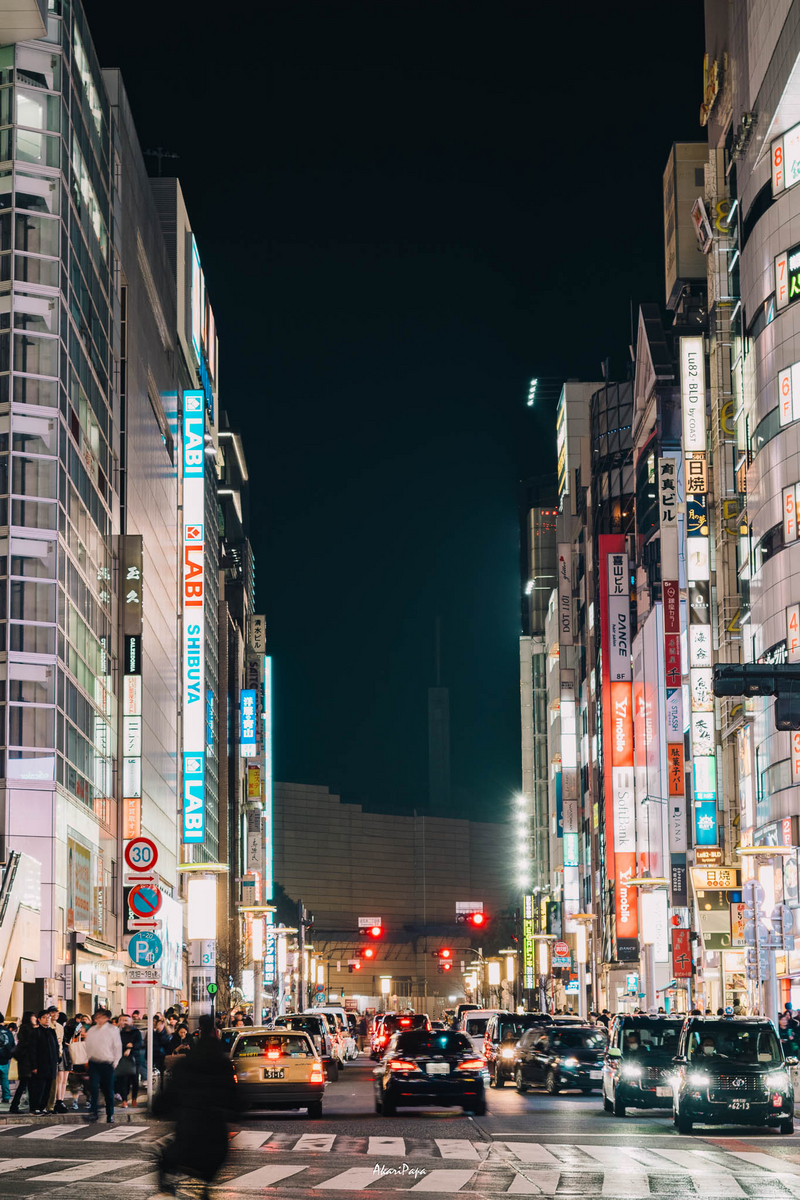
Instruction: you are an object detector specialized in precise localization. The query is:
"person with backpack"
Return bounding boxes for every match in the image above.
[0,1013,14,1103]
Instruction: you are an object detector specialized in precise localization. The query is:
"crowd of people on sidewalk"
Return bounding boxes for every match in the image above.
[0,1003,202,1122]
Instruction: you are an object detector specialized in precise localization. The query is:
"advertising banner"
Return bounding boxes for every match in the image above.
[182,390,206,845]
[607,553,631,681]
[672,927,692,977]
[680,337,706,452]
[557,544,573,645]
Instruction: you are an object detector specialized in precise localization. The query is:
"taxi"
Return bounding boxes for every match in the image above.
[231,1028,326,1116]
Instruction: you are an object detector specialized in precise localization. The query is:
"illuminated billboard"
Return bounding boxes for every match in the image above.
[772,122,800,195]
[240,689,257,756]
[182,389,205,844]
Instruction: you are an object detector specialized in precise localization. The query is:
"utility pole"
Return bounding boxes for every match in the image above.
[298,900,306,1010]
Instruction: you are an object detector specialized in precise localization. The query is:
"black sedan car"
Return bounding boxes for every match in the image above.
[672,1016,797,1134]
[602,1015,683,1116]
[374,1029,487,1116]
[514,1024,606,1094]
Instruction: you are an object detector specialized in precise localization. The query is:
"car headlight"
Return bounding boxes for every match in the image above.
[501,1048,514,1059]
[767,1072,790,1090]
[563,1057,579,1068]
[686,1072,710,1087]
[621,1063,642,1079]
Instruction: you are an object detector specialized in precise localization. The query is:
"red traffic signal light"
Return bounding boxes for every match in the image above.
[456,910,487,927]
[439,960,453,972]
[357,946,377,960]
[359,924,384,938]
[431,948,453,959]
[348,960,362,973]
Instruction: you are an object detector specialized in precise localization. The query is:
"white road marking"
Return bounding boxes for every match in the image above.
[507,1170,561,1193]
[0,1124,30,1134]
[316,1166,380,1189]
[729,1151,800,1175]
[230,1130,273,1150]
[224,1163,308,1189]
[292,1133,336,1153]
[434,1138,481,1160]
[0,1157,63,1174]
[645,1148,717,1170]
[20,1124,82,1139]
[409,1169,476,1191]
[30,1157,130,1181]
[578,1146,645,1171]
[86,1124,147,1142]
[600,1170,650,1197]
[367,1136,405,1156]
[504,1143,562,1164]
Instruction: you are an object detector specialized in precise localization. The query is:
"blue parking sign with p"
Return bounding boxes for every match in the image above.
[130,931,163,966]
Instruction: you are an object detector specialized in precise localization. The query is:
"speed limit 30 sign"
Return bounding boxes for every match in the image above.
[124,836,158,873]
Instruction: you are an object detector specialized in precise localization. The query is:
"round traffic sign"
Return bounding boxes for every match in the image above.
[124,837,158,873]
[742,879,765,905]
[128,884,162,919]
[553,941,570,958]
[129,931,163,966]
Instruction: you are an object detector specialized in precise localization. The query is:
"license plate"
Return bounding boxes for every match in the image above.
[589,1070,602,1080]
[426,1063,450,1075]
[263,1068,285,1080]
[729,1099,750,1110]
[656,1086,671,1097]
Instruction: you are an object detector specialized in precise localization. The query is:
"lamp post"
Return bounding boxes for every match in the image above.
[736,845,794,1022]
[626,875,670,1012]
[570,913,597,1020]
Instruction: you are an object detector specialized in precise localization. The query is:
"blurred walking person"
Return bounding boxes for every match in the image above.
[9,1012,38,1113]
[84,1008,122,1123]
[31,1010,58,1113]
[152,1015,238,1199]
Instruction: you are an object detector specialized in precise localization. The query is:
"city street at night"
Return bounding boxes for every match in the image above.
[2,1059,800,1198]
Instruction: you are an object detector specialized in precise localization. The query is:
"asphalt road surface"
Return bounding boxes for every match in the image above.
[2,1058,800,1198]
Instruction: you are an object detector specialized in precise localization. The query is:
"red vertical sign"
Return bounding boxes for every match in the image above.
[672,928,692,977]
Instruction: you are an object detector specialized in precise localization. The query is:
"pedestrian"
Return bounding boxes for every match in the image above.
[83,1008,122,1124]
[0,1012,15,1104]
[118,1014,142,1108]
[49,1008,68,1112]
[168,1024,192,1057]
[153,1014,238,1199]
[9,1011,37,1113]
[152,1015,171,1075]
[31,1010,58,1113]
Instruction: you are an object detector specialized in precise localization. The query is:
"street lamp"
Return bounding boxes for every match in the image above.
[626,875,669,1011]
[570,913,596,1021]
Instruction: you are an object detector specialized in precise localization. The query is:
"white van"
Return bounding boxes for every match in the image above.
[459,1009,510,1057]
[304,1007,358,1061]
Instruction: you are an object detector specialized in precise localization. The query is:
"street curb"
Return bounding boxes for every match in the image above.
[0,1111,152,1125]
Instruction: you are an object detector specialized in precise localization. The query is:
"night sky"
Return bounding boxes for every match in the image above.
[85,1,704,820]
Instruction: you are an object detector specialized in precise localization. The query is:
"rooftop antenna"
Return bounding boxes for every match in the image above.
[144,147,179,177]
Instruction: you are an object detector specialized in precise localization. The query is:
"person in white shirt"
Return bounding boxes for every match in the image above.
[83,1008,122,1123]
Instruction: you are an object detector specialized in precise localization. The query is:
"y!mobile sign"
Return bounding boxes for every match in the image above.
[182,390,205,844]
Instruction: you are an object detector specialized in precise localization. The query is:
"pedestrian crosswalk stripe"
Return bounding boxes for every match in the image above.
[86,1124,147,1142]
[599,1169,650,1197]
[230,1130,274,1149]
[504,1143,562,1165]
[409,1168,476,1191]
[222,1163,308,1189]
[29,1157,130,1181]
[316,1166,381,1189]
[507,1170,561,1194]
[368,1136,406,1156]
[20,1124,81,1139]
[435,1139,483,1161]
[730,1151,800,1175]
[0,1156,59,1174]
[578,1147,644,1171]
[293,1133,337,1153]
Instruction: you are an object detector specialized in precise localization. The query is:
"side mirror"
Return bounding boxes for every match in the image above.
[606,1047,621,1059]
[786,1056,799,1067]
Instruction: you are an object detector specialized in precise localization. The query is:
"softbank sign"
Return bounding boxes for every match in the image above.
[182,390,206,844]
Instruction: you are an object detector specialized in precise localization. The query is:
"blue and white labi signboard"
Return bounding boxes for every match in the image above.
[129,931,163,967]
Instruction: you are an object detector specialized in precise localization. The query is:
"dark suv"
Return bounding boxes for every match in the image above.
[514,1024,606,1094]
[484,1014,554,1088]
[672,1016,797,1134]
[602,1015,683,1116]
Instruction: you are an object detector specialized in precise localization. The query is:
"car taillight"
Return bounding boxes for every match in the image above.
[267,1049,281,1060]
[233,1073,238,1083]
[457,1058,486,1071]
[310,1064,324,1083]
[389,1059,417,1072]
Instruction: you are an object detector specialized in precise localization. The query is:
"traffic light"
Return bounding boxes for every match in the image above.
[348,960,363,974]
[359,924,383,939]
[457,911,488,928]
[431,948,453,959]
[432,948,453,974]
[356,946,377,961]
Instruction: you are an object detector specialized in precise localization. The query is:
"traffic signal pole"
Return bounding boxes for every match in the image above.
[298,900,306,1010]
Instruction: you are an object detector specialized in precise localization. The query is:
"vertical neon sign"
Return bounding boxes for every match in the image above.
[263,655,273,899]
[182,390,205,844]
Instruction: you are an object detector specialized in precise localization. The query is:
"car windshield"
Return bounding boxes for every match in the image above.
[274,1018,323,1037]
[551,1029,606,1050]
[387,1015,428,1032]
[686,1023,783,1065]
[396,1031,473,1056]
[465,1016,491,1036]
[620,1021,682,1057]
[499,1016,551,1040]
[234,1033,314,1058]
